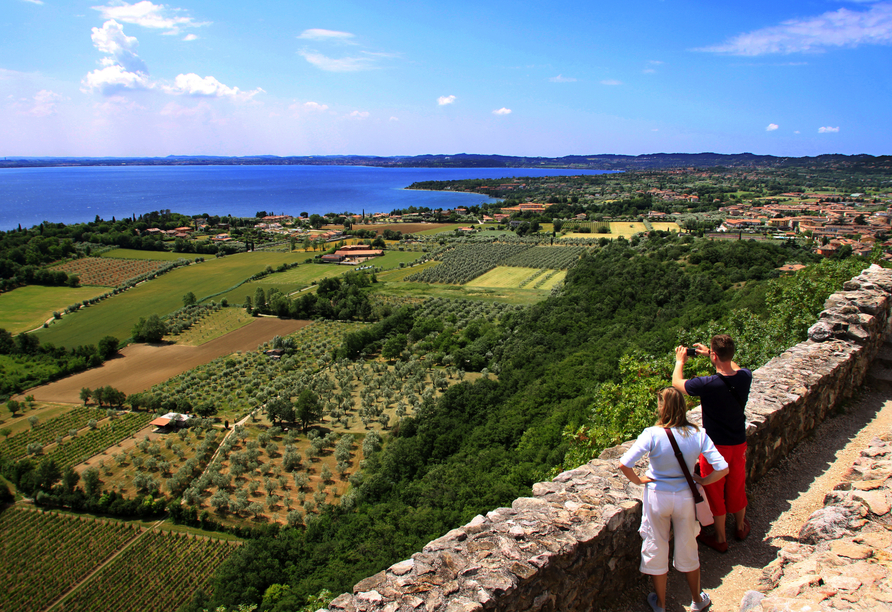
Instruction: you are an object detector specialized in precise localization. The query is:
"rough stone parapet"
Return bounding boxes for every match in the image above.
[324,265,892,612]
[741,431,892,612]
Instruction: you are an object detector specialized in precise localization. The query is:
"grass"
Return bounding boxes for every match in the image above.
[100,248,199,261]
[414,224,465,235]
[0,285,111,334]
[252,264,347,286]
[34,251,301,348]
[0,402,73,436]
[609,222,650,237]
[560,221,679,240]
[650,222,681,232]
[373,251,423,269]
[167,307,255,346]
[219,264,347,303]
[376,261,440,283]
[465,266,567,290]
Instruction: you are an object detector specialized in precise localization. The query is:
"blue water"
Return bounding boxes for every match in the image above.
[0,165,611,231]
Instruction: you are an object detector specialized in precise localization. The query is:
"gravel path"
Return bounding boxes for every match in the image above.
[602,369,892,612]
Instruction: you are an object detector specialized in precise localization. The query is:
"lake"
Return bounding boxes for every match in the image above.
[0,165,611,231]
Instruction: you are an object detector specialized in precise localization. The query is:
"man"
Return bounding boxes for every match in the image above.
[673,334,752,553]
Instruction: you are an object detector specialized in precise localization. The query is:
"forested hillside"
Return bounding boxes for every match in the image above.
[188,234,851,611]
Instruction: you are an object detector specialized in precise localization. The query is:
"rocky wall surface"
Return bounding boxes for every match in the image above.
[323,265,892,612]
[741,431,892,612]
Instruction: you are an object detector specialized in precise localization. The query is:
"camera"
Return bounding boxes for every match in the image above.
[686,347,697,357]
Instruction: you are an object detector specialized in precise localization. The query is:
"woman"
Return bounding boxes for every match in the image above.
[618,387,729,612]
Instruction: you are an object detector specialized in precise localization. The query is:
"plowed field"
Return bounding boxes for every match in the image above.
[53,257,170,287]
[20,317,310,404]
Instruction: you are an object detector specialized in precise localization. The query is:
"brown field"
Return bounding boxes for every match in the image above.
[19,318,311,404]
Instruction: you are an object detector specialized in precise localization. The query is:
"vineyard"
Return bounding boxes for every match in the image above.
[44,412,153,470]
[0,406,109,460]
[403,244,589,285]
[52,257,174,287]
[54,527,238,612]
[402,243,530,284]
[501,245,589,269]
[0,509,140,612]
[561,220,611,233]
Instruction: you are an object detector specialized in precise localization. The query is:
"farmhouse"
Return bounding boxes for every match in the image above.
[333,248,383,261]
[150,412,192,431]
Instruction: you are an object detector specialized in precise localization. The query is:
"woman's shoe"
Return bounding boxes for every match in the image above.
[735,517,752,541]
[691,591,711,612]
[697,533,728,553]
[647,592,665,612]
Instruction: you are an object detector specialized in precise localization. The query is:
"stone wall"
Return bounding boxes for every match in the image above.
[324,265,892,612]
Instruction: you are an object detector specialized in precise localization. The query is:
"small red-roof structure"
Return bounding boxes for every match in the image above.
[150,412,192,430]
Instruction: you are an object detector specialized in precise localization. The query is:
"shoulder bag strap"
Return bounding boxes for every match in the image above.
[664,428,704,503]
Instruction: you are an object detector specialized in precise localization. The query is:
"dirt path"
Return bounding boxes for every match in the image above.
[18,318,311,404]
[603,364,892,612]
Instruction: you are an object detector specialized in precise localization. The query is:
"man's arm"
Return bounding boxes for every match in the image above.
[672,345,690,395]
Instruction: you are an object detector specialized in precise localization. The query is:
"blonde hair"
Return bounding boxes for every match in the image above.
[655,387,697,432]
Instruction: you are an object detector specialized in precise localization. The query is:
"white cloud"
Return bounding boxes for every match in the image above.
[818,126,840,133]
[643,68,656,74]
[82,64,152,94]
[163,73,264,100]
[83,20,151,94]
[91,20,148,73]
[550,74,576,82]
[696,2,892,55]
[298,50,377,72]
[93,95,146,115]
[160,100,213,118]
[298,29,355,43]
[493,107,511,115]
[183,33,197,42]
[303,101,329,112]
[766,123,779,131]
[22,0,44,5]
[27,90,64,117]
[92,1,207,34]
[437,95,456,105]
[600,79,622,86]
[349,110,369,119]
[389,116,399,121]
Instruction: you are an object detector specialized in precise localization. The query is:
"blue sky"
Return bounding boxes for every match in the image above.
[2,0,890,157]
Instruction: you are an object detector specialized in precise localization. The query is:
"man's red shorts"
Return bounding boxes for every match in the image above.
[699,442,747,516]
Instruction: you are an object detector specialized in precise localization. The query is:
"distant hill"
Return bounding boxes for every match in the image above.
[2,152,890,171]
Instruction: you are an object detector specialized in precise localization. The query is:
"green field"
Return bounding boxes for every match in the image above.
[100,248,197,261]
[374,250,423,269]
[34,251,301,348]
[252,264,348,285]
[0,285,111,334]
[466,266,567,290]
[414,224,465,235]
